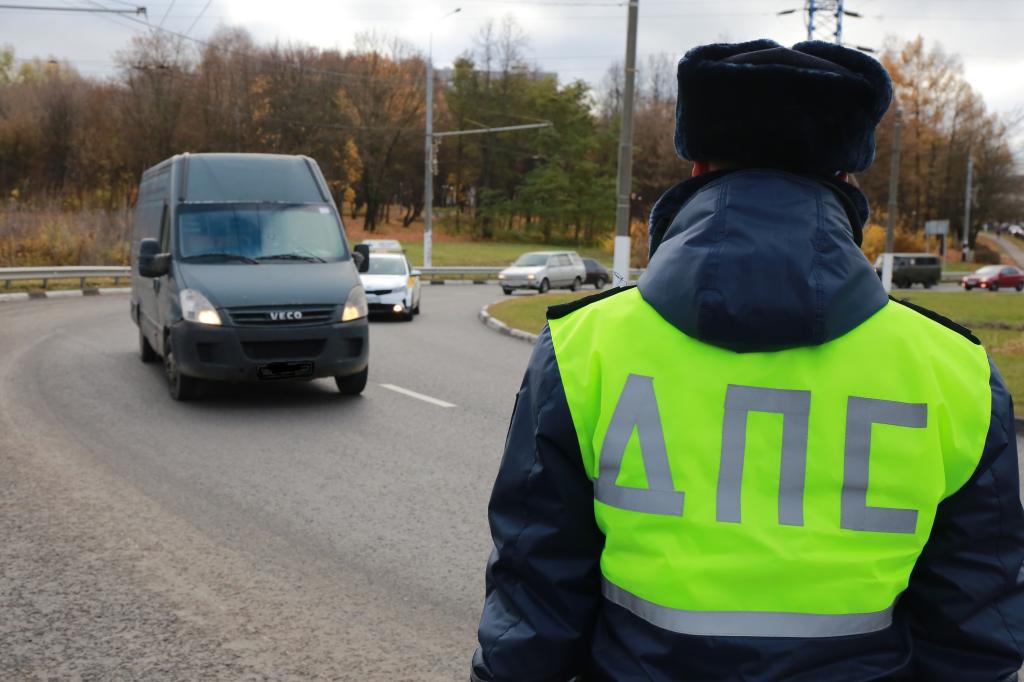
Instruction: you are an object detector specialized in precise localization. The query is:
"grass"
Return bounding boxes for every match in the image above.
[898,291,1024,402]
[378,240,610,267]
[487,289,1024,402]
[487,292,590,335]
[897,291,1024,326]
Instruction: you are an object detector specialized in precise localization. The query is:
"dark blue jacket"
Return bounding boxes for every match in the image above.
[472,170,1024,682]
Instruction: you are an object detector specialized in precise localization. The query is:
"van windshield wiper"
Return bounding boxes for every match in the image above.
[181,252,260,264]
[256,253,328,263]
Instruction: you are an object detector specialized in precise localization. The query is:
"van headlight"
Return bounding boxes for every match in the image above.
[341,285,368,322]
[180,289,222,326]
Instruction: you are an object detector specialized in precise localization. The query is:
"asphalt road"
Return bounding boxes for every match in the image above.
[0,286,532,680]
[0,287,1021,681]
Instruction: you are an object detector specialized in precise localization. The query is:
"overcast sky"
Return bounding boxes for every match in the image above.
[4,0,1024,146]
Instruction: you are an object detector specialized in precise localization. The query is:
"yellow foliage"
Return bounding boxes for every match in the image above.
[861,223,927,263]
[597,218,648,269]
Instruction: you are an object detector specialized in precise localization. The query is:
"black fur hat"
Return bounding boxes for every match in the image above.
[675,39,893,173]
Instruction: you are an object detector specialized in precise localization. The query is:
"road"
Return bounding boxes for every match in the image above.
[0,287,1021,681]
[0,286,531,680]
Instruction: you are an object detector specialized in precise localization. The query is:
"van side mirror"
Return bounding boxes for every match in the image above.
[353,244,370,273]
[138,238,171,278]
[411,269,422,277]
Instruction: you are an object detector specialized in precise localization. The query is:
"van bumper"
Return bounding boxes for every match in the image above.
[169,318,369,382]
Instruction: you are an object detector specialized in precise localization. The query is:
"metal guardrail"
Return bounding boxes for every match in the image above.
[0,266,131,289]
[0,265,972,289]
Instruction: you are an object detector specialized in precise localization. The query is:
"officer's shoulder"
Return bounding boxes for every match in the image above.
[546,284,636,321]
[889,296,981,346]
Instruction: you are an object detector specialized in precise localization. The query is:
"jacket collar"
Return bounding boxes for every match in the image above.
[638,169,887,352]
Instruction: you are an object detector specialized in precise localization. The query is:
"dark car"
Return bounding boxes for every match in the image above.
[130,153,371,400]
[583,258,611,289]
[962,265,1024,292]
[872,253,941,289]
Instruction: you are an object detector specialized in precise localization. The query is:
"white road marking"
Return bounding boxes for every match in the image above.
[379,383,457,408]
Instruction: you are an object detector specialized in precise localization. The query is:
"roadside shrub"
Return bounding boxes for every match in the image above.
[861,223,927,263]
[0,203,131,266]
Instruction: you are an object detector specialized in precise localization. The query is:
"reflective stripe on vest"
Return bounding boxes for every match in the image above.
[548,289,991,638]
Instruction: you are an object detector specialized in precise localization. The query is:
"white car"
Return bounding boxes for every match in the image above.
[359,252,422,320]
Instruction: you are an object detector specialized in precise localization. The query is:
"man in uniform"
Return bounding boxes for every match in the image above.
[471,40,1024,681]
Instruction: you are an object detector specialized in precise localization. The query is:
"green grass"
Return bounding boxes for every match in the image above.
[487,292,590,335]
[380,240,610,267]
[898,291,1024,401]
[897,291,1024,326]
[488,289,1024,401]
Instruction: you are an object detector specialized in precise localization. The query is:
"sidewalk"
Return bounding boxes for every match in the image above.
[992,234,1024,268]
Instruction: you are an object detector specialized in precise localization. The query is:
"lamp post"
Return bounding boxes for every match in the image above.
[423,7,461,268]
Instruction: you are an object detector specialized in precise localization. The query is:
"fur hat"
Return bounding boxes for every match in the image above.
[675,39,893,173]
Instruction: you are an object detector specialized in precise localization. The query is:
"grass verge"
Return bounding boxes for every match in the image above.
[377,240,610,267]
[898,291,1024,401]
[487,289,1024,401]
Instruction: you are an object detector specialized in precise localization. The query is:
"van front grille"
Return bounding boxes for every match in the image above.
[227,304,336,327]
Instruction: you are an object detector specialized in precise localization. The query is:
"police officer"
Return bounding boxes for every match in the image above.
[471,40,1024,681]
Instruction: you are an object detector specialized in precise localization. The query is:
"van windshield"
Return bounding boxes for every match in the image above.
[177,203,348,263]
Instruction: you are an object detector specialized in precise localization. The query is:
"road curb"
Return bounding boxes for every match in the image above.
[478,303,538,345]
[0,287,130,303]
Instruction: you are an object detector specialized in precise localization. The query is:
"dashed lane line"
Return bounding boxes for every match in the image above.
[379,383,457,408]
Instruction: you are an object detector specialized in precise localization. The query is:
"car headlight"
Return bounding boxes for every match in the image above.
[527,274,535,280]
[498,273,506,280]
[341,285,368,322]
[180,289,221,326]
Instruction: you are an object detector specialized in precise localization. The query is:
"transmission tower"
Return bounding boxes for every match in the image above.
[779,0,866,47]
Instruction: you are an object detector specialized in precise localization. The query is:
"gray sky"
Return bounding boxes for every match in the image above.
[4,0,1024,141]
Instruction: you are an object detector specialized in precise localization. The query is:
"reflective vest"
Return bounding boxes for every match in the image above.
[548,288,992,638]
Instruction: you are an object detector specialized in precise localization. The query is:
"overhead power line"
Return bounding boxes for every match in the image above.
[182,0,211,37]
[0,3,145,13]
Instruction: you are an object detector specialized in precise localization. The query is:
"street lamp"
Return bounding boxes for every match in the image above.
[423,7,461,269]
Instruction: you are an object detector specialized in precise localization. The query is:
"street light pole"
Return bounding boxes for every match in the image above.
[423,8,461,269]
[962,151,973,263]
[612,0,639,284]
[882,107,902,293]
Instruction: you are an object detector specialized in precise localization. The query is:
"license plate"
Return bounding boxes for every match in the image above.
[257,361,314,380]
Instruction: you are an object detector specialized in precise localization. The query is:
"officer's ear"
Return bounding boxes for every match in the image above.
[691,160,712,177]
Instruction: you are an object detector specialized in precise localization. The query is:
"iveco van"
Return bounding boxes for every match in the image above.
[130,153,371,400]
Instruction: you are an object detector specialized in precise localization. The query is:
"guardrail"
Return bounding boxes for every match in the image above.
[0,266,131,289]
[0,265,970,289]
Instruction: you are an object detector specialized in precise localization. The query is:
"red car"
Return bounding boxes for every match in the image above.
[961,265,1024,291]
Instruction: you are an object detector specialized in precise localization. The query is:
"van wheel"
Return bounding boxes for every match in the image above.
[164,341,200,401]
[335,367,368,395]
[594,277,605,290]
[1016,282,1023,292]
[502,287,513,295]
[413,299,421,314]
[923,281,933,289]
[140,329,158,363]
[570,277,581,292]
[538,278,550,294]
